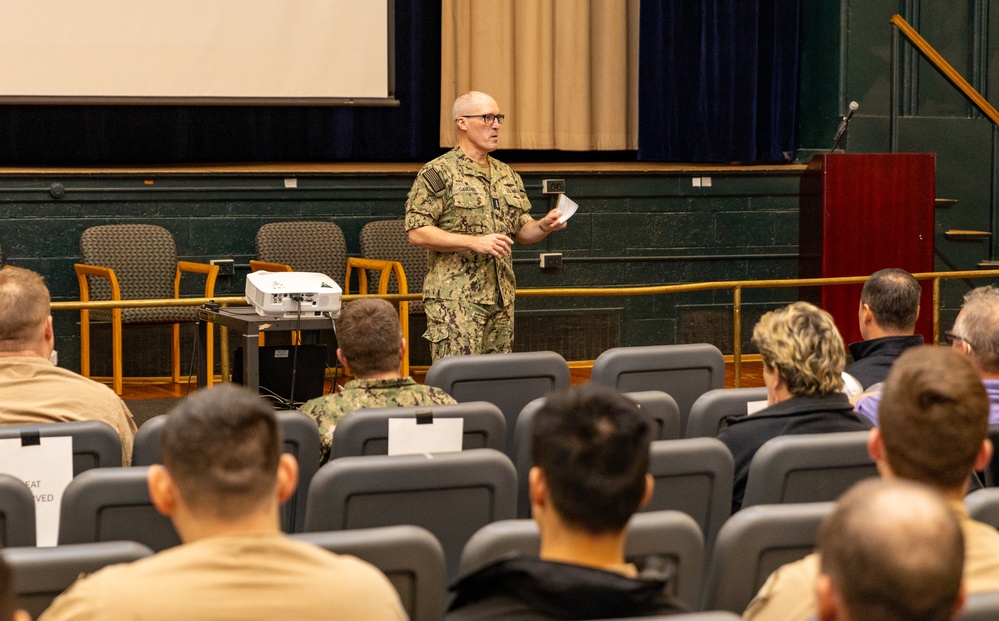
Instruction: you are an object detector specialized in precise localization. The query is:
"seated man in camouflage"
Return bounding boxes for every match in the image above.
[300,298,455,462]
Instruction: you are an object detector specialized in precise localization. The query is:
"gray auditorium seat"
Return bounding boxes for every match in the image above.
[686,387,769,438]
[511,391,681,520]
[329,401,507,459]
[957,591,999,621]
[2,541,154,618]
[593,614,741,621]
[131,410,320,533]
[424,351,570,454]
[701,502,834,613]
[966,488,999,528]
[0,420,122,474]
[0,474,36,547]
[57,466,181,551]
[741,431,876,508]
[590,344,725,434]
[645,438,733,552]
[292,526,445,621]
[458,510,704,609]
[303,448,517,582]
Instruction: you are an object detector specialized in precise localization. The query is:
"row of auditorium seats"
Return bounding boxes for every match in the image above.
[9,485,999,620]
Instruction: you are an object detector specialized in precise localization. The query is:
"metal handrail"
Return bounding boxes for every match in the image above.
[53,268,999,386]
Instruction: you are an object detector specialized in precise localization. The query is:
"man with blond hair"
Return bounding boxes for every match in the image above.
[41,384,407,621]
[716,301,871,512]
[0,266,136,463]
[300,297,455,462]
[745,345,999,621]
[406,90,567,360]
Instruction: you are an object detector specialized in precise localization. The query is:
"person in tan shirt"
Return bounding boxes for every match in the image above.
[0,267,135,464]
[814,479,965,621]
[745,346,999,621]
[39,384,407,621]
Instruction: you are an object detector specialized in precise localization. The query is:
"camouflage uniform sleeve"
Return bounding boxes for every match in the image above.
[511,170,534,232]
[405,163,449,231]
[300,396,346,464]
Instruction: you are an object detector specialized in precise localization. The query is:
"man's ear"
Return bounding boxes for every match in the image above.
[275,453,299,505]
[639,473,655,509]
[867,427,883,462]
[815,574,841,621]
[974,439,994,473]
[336,348,350,374]
[528,467,548,514]
[398,339,407,363]
[147,465,178,517]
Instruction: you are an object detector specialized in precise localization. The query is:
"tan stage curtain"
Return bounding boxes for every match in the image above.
[440,0,639,151]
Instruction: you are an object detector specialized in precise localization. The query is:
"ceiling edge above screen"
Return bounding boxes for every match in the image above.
[0,0,397,107]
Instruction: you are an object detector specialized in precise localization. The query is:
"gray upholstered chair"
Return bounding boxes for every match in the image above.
[957,591,999,621]
[250,221,348,285]
[741,431,876,508]
[3,541,154,618]
[590,344,726,434]
[701,502,834,613]
[0,474,36,547]
[57,466,181,551]
[292,526,445,621]
[304,448,517,582]
[425,351,570,456]
[593,613,741,621]
[359,219,427,314]
[646,438,733,553]
[966,488,999,528]
[0,420,122,474]
[329,401,507,459]
[686,387,769,438]
[75,224,219,395]
[131,410,320,534]
[511,391,682,519]
[459,510,704,609]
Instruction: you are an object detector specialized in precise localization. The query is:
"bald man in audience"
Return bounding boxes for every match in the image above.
[745,346,999,621]
[0,266,135,463]
[815,479,965,621]
[40,384,406,621]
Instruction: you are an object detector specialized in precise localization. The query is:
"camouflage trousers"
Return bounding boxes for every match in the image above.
[425,298,514,361]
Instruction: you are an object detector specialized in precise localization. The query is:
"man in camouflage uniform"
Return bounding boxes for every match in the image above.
[406,91,567,361]
[299,298,455,462]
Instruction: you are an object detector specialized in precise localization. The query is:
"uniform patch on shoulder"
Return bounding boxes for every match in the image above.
[422,169,446,194]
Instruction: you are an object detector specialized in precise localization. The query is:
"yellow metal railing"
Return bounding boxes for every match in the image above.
[52,269,999,387]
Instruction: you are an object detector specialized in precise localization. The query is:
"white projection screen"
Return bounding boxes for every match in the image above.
[0,0,395,105]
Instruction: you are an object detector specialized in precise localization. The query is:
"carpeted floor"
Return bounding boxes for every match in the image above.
[124,398,181,427]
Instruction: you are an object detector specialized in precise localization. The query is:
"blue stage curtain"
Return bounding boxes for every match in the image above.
[638,0,800,163]
[0,2,442,165]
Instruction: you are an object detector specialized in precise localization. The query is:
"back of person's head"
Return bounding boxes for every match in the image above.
[751,301,845,397]
[953,285,999,374]
[817,479,964,621]
[161,384,281,521]
[878,346,988,490]
[530,384,653,534]
[860,268,921,333]
[336,298,402,377]
[0,267,49,352]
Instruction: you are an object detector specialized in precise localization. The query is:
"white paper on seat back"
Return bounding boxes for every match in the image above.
[388,418,464,457]
[0,0,389,102]
[0,437,73,546]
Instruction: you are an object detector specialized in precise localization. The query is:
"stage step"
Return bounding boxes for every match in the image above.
[945,230,991,241]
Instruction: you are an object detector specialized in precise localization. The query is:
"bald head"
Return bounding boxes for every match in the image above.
[817,479,964,621]
[0,266,52,355]
[452,91,497,121]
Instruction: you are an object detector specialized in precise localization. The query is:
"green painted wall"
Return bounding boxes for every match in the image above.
[0,168,801,372]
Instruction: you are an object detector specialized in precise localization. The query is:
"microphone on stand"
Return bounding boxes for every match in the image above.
[830,101,859,152]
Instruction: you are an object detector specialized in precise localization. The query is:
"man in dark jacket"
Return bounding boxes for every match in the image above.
[446,385,687,620]
[844,268,924,389]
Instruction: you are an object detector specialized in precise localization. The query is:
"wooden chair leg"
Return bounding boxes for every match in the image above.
[171,323,181,384]
[111,310,123,396]
[79,310,91,378]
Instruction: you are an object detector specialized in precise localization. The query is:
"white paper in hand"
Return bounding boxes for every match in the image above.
[555,194,578,223]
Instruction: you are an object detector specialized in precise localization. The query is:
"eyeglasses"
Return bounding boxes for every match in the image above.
[461,113,505,125]
[945,330,974,350]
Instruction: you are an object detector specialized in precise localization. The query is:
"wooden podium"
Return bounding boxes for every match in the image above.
[799,153,935,347]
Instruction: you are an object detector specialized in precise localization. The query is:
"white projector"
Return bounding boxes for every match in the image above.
[245,271,342,318]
